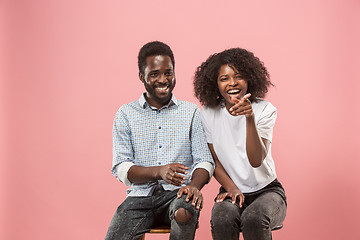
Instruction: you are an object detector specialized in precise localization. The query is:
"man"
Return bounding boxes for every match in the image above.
[105,41,214,240]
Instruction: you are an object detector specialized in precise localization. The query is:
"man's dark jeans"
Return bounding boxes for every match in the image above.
[105,184,199,240]
[211,179,287,240]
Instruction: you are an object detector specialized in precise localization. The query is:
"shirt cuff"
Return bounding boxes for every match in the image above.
[191,162,214,182]
[116,161,135,186]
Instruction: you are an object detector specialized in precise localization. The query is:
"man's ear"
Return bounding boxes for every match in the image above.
[139,72,144,83]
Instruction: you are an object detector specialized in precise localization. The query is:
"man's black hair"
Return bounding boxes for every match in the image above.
[138,41,175,74]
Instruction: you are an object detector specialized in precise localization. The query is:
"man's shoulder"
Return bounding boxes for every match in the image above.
[120,99,141,110]
[115,100,141,116]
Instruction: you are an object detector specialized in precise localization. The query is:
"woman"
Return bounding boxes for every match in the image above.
[193,48,287,240]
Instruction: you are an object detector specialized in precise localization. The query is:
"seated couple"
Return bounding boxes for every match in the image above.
[105,41,287,240]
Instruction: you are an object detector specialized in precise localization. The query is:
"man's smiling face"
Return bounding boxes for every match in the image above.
[140,55,176,109]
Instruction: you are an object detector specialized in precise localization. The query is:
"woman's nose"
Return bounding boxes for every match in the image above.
[228,77,237,86]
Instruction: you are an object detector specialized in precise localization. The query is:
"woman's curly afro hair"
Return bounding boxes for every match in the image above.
[193,48,273,107]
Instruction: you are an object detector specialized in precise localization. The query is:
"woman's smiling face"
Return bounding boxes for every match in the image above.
[217,64,248,109]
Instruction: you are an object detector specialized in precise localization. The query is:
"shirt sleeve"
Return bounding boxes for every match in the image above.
[256,103,277,142]
[191,162,214,180]
[190,107,215,181]
[200,107,213,144]
[112,108,135,185]
[116,161,134,186]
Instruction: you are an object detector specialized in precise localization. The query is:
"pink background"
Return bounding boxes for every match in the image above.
[1,0,360,239]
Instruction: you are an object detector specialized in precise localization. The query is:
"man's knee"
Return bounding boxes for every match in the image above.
[174,208,192,223]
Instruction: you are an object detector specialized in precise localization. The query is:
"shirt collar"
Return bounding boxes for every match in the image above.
[139,93,178,109]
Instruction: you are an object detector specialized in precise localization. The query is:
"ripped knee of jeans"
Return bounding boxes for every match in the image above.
[174,208,192,223]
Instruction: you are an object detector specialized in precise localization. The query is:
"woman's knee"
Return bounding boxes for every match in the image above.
[241,208,267,229]
[211,200,240,226]
[242,192,286,229]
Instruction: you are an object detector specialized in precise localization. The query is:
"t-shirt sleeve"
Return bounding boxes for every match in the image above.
[200,107,213,144]
[256,103,277,142]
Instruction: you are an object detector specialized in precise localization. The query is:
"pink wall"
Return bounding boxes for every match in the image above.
[2,0,360,239]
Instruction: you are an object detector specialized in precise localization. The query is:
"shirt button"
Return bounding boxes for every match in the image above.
[158,126,161,129]
[158,110,161,113]
[158,162,161,165]
[159,145,162,148]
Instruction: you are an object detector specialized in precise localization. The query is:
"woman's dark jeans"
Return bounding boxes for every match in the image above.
[211,179,287,240]
[105,184,199,240]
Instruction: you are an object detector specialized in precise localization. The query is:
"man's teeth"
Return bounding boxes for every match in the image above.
[156,86,168,90]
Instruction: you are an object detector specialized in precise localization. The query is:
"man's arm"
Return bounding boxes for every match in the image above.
[176,107,215,210]
[127,163,189,186]
[112,109,135,184]
[114,107,193,186]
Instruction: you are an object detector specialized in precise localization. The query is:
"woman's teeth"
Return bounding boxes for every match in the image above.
[227,89,240,95]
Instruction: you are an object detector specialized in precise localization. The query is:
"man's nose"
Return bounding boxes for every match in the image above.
[158,74,167,83]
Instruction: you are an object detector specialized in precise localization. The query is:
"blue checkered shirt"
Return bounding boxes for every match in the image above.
[112,94,214,196]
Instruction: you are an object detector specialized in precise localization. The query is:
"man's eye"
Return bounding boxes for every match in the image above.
[236,75,242,79]
[165,72,173,76]
[150,73,158,77]
[220,78,227,81]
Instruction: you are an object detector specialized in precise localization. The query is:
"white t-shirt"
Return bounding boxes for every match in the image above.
[200,99,278,193]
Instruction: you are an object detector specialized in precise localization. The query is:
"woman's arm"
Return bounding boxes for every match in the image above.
[208,144,244,206]
[229,94,270,168]
[245,115,270,168]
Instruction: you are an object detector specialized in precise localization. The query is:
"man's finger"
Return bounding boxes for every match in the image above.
[168,174,183,186]
[191,190,199,206]
[174,164,189,170]
[177,188,186,198]
[174,168,188,175]
[196,195,203,210]
[173,172,186,180]
[186,188,194,202]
